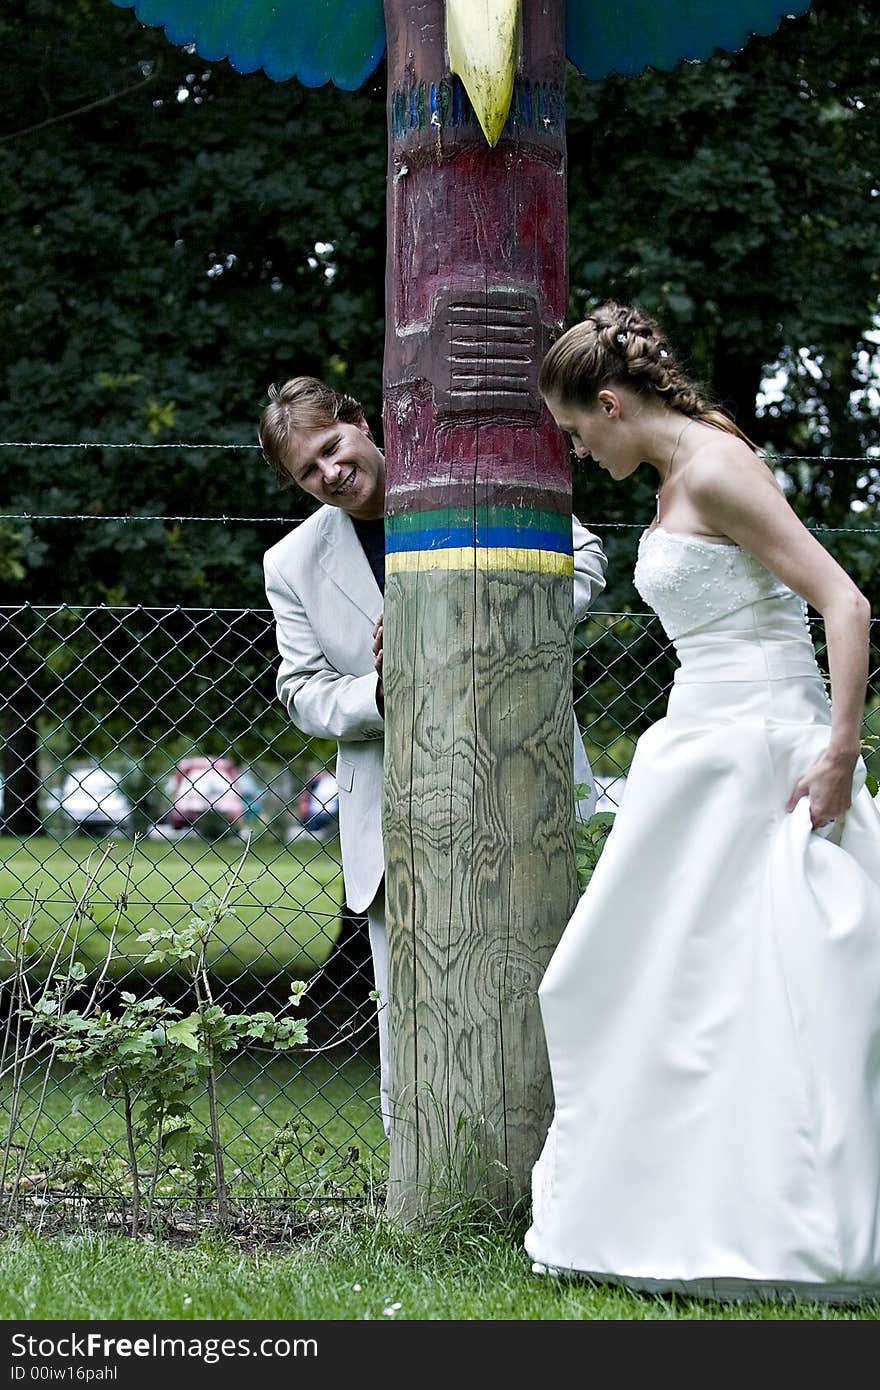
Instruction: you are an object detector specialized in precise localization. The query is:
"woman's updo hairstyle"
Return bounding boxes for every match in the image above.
[539,300,750,442]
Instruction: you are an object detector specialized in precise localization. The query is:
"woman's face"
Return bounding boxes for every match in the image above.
[544,390,643,481]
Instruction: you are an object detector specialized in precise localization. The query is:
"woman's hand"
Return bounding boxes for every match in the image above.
[786,746,859,830]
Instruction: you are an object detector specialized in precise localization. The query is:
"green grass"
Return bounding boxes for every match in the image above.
[3,1052,388,1199]
[3,835,878,1325]
[1,1207,877,1320]
[3,1060,877,1322]
[0,834,344,981]
[3,1063,878,1322]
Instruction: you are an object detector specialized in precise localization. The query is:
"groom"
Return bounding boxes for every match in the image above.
[259,375,607,1137]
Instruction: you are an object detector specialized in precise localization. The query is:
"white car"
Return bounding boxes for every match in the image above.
[57,767,132,833]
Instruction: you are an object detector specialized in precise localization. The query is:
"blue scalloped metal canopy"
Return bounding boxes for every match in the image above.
[109,0,811,89]
[110,0,387,88]
[566,1,812,79]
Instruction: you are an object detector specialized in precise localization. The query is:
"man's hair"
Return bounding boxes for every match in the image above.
[258,376,365,488]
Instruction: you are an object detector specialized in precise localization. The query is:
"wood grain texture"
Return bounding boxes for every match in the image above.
[382,0,570,1219]
[383,565,577,1217]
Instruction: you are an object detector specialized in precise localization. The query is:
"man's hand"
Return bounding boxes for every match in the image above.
[372,613,383,677]
[373,613,384,715]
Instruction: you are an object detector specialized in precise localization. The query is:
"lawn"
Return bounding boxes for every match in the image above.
[3,1056,877,1323]
[3,1052,388,1199]
[1,1207,877,1322]
[3,836,878,1327]
[0,833,344,982]
[1,836,384,1209]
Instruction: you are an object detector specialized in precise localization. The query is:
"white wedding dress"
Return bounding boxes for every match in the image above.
[525,524,880,1302]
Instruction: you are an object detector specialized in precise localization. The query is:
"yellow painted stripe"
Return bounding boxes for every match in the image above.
[386,547,574,576]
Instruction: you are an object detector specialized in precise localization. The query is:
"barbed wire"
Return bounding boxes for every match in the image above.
[0,441,259,450]
[0,512,876,533]
[0,439,877,464]
[1,441,875,530]
[0,513,298,524]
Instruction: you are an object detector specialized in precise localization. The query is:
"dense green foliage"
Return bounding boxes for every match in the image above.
[1,0,386,610]
[564,0,880,601]
[1,0,876,610]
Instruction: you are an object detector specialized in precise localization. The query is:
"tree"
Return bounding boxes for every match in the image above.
[1,0,876,828]
[564,0,880,606]
[0,0,387,613]
[1,0,876,612]
[0,0,387,824]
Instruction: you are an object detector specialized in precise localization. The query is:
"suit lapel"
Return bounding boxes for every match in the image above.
[317,507,383,624]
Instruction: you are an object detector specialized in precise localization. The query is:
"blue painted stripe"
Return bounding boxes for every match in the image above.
[386,526,572,555]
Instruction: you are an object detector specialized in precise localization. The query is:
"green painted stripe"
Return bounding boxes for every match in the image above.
[385,506,571,536]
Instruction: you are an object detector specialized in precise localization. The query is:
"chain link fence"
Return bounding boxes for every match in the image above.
[1,588,878,1207]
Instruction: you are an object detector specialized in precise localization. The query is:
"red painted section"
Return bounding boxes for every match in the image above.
[382,0,570,507]
[384,398,572,491]
[390,148,567,330]
[384,478,572,517]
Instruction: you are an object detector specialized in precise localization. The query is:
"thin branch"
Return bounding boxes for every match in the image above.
[0,71,160,145]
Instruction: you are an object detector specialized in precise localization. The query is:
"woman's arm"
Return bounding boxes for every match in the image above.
[687,442,871,827]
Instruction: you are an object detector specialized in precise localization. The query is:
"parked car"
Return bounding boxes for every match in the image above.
[56,766,133,834]
[296,769,339,837]
[164,756,258,833]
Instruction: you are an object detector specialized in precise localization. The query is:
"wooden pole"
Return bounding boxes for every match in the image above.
[382,0,575,1220]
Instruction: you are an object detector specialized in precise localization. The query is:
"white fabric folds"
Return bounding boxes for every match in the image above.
[525,529,880,1302]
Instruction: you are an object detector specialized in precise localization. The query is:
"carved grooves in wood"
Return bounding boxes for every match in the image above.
[438,292,540,416]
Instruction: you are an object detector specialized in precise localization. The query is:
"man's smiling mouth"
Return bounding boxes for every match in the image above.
[332,469,357,494]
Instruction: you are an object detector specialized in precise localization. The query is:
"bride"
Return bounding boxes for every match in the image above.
[525,300,880,1302]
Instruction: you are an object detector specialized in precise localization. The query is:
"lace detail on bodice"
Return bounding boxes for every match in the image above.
[634,526,801,639]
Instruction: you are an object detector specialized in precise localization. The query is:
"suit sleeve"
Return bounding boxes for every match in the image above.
[572,515,608,623]
[263,552,384,742]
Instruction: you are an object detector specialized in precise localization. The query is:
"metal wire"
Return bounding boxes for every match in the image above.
[0,573,877,1205]
[1,439,877,464]
[1,515,877,533]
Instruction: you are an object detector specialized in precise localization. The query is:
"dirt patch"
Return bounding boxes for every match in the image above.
[0,1193,368,1252]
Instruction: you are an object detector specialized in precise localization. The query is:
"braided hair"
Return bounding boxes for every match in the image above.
[539,301,751,444]
[258,376,366,489]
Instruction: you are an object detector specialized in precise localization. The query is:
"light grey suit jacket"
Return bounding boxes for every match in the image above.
[263,509,607,913]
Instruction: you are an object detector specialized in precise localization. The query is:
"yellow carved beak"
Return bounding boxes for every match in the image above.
[446,0,521,148]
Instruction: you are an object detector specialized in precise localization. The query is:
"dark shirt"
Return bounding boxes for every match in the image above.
[353,516,385,596]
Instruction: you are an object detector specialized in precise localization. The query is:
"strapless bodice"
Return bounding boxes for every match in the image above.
[634,526,805,641]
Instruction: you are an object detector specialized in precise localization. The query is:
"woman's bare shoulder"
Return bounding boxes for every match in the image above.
[686,430,783,505]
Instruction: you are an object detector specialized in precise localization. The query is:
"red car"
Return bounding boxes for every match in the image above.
[166,756,249,829]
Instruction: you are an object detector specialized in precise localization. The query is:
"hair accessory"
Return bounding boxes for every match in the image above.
[616,332,627,344]
[659,347,669,358]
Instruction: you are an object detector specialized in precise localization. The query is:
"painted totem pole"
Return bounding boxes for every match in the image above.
[380,2,574,1217]
[109,0,811,1219]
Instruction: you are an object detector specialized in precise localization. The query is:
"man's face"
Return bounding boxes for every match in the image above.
[282,415,385,520]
